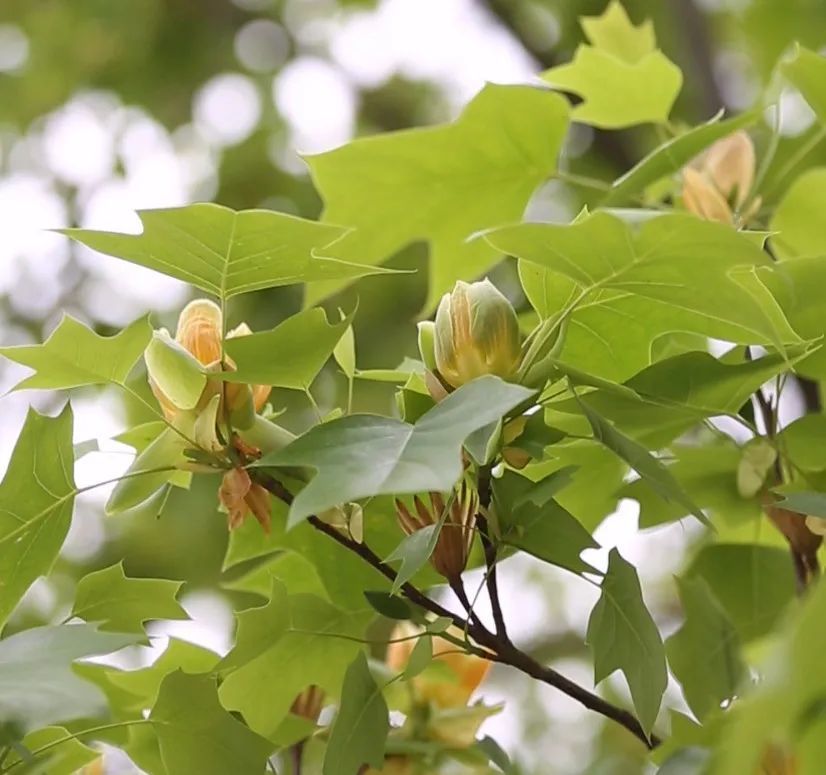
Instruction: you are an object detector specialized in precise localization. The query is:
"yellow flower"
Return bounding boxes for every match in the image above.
[386,622,490,709]
[434,279,520,389]
[395,481,479,582]
[681,131,760,225]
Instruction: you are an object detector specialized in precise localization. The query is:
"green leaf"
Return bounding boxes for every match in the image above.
[364,591,412,621]
[0,406,76,628]
[666,577,744,721]
[333,323,356,379]
[62,203,389,300]
[150,671,273,775]
[687,543,796,642]
[587,549,667,736]
[306,83,570,310]
[541,2,681,128]
[604,110,759,204]
[143,330,207,409]
[775,490,826,517]
[107,638,220,711]
[385,524,441,594]
[219,589,370,737]
[782,45,826,123]
[323,652,389,775]
[777,414,826,472]
[221,307,350,389]
[70,562,188,634]
[255,376,533,526]
[401,635,432,680]
[0,315,151,391]
[5,726,100,775]
[0,624,138,733]
[770,167,826,260]
[487,212,801,350]
[576,398,709,526]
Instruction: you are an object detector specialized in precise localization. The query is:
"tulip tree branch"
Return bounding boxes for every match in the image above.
[252,470,660,750]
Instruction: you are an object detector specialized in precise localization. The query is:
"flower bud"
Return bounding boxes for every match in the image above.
[386,622,490,709]
[176,299,223,365]
[395,481,478,582]
[682,167,733,224]
[291,685,324,723]
[434,279,520,389]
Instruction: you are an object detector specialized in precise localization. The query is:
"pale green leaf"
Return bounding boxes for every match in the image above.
[71,562,188,634]
[150,671,273,775]
[221,307,350,389]
[306,84,570,310]
[0,624,138,734]
[323,652,389,775]
[587,549,667,736]
[776,490,826,518]
[770,167,826,260]
[255,376,533,526]
[63,203,389,300]
[666,577,744,721]
[580,1,655,63]
[385,524,441,594]
[219,589,370,737]
[0,315,151,391]
[5,726,101,775]
[488,212,801,351]
[334,323,356,379]
[0,406,76,628]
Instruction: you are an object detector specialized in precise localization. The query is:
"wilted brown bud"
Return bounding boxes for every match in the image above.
[291,685,324,723]
[218,467,271,533]
[762,492,821,587]
[395,481,479,582]
[434,279,521,389]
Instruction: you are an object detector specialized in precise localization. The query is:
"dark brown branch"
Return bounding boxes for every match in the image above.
[251,470,660,750]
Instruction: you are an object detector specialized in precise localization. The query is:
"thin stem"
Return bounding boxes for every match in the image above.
[303,386,323,422]
[1,720,151,773]
[252,470,659,750]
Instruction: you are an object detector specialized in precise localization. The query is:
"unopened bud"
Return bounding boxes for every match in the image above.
[704,130,755,210]
[434,279,520,389]
[291,685,324,723]
[176,299,223,365]
[395,481,478,581]
[682,168,733,224]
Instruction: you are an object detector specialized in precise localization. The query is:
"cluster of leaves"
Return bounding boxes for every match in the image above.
[3,3,826,773]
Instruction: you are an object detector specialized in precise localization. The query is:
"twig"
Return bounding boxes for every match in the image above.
[251,470,660,750]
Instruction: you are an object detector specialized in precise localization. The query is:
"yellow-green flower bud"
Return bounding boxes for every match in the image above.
[433,279,520,389]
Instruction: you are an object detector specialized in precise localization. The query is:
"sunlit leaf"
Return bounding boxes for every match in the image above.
[0,315,151,391]
[70,562,188,635]
[306,83,570,310]
[770,168,826,260]
[0,406,76,628]
[4,726,101,775]
[63,203,390,300]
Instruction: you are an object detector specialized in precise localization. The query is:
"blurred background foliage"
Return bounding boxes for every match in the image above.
[2,1,826,772]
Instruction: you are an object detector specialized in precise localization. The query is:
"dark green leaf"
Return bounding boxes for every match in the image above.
[587,549,667,736]
[323,652,389,775]
[776,491,826,518]
[364,591,412,621]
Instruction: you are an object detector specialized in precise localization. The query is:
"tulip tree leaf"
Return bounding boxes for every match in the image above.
[150,671,273,775]
[306,83,570,310]
[221,307,351,389]
[323,652,389,775]
[587,549,667,736]
[219,588,370,737]
[0,315,152,391]
[255,376,533,526]
[0,406,76,629]
[604,110,759,204]
[62,203,390,300]
[770,168,826,260]
[0,623,139,734]
[70,562,189,635]
[488,212,800,350]
[4,726,101,775]
[782,45,826,124]
[667,577,744,721]
[541,2,682,128]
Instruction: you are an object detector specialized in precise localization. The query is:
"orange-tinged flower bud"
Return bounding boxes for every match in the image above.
[395,481,478,582]
[682,167,733,224]
[386,622,490,709]
[704,130,755,210]
[176,299,223,366]
[291,685,324,722]
[434,279,521,389]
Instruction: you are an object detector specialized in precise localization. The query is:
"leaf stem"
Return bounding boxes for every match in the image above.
[252,470,660,750]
